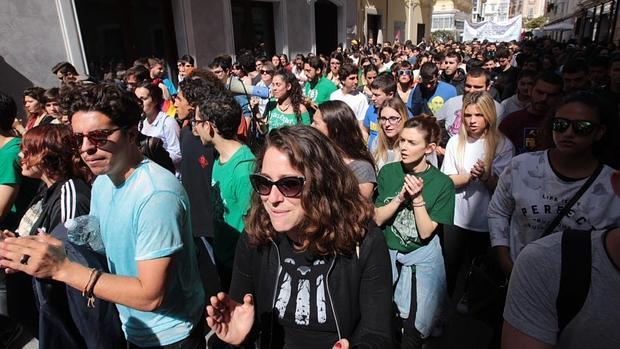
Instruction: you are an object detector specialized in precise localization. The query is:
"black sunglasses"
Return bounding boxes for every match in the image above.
[551,117,598,136]
[72,127,122,148]
[249,174,305,198]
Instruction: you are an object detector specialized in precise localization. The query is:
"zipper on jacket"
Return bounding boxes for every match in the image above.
[268,238,283,349]
[325,257,342,340]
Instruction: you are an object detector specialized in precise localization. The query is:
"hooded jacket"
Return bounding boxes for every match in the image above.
[229,226,394,349]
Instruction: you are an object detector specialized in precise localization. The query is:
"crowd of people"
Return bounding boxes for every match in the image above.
[0,36,619,349]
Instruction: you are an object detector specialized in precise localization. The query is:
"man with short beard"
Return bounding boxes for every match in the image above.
[499,72,563,154]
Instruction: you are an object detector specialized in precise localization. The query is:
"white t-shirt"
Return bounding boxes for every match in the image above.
[330,89,369,121]
[504,229,620,348]
[500,94,528,120]
[435,95,505,138]
[140,111,181,169]
[255,80,272,114]
[488,150,620,262]
[441,135,514,231]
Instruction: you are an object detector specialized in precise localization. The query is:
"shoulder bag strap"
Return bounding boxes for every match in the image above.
[556,229,592,337]
[541,164,604,238]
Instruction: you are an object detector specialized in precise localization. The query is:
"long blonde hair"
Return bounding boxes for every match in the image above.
[374,97,408,165]
[457,91,502,175]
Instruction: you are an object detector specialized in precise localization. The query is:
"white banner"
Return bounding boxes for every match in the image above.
[463,15,522,42]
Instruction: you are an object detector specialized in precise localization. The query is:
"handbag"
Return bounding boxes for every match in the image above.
[458,163,604,323]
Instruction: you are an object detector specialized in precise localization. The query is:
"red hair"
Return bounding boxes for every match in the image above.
[21,124,93,183]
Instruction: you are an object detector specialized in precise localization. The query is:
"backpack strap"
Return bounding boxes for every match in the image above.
[556,229,592,337]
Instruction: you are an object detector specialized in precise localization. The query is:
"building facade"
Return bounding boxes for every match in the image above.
[431,0,469,39]
[510,0,547,19]
[0,0,365,109]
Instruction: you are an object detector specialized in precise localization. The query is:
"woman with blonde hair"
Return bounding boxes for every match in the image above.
[440,91,514,296]
[373,96,408,170]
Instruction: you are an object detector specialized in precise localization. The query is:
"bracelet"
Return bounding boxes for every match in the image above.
[82,268,97,297]
[86,270,103,308]
[412,201,426,208]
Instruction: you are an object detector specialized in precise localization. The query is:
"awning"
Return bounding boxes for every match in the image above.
[543,18,574,31]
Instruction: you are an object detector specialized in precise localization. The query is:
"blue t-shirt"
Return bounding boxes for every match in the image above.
[408,81,457,116]
[90,159,204,346]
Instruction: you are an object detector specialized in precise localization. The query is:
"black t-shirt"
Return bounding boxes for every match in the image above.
[180,126,215,237]
[274,237,339,349]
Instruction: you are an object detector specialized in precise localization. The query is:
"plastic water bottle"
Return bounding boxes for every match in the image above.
[65,215,105,254]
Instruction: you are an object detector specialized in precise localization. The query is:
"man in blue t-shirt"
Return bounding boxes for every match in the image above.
[0,84,205,348]
[363,75,413,152]
[408,62,457,116]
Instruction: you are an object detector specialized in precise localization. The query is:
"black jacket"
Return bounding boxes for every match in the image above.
[28,178,91,236]
[440,68,466,95]
[229,226,394,349]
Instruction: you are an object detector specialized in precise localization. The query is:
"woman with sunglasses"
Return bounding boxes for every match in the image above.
[374,116,454,348]
[250,62,275,116]
[373,97,408,170]
[207,125,393,349]
[312,100,376,199]
[396,61,415,105]
[489,92,620,277]
[440,91,514,296]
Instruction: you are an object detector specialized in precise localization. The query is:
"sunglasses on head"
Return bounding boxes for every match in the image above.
[551,117,599,136]
[72,127,122,149]
[249,174,305,198]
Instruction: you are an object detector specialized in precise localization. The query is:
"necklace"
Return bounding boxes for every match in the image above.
[278,101,292,112]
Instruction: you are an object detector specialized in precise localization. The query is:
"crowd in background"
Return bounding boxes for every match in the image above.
[0,35,619,349]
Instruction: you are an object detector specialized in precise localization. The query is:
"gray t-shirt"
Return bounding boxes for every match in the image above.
[348,159,376,185]
[504,229,620,348]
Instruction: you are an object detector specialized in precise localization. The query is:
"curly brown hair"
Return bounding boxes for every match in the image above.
[21,124,93,184]
[244,125,374,256]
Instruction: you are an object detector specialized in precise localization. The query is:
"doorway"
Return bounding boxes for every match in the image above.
[231,0,276,57]
[315,0,338,56]
[74,0,178,81]
[417,23,426,44]
[367,14,381,44]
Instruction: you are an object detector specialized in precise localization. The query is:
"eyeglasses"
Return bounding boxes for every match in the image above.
[190,118,208,128]
[398,70,412,76]
[379,116,402,125]
[551,117,599,136]
[249,174,306,198]
[72,127,122,148]
[260,70,274,75]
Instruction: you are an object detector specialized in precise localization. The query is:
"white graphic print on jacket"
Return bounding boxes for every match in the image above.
[275,257,328,325]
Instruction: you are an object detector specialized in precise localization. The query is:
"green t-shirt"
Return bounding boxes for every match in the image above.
[266,100,311,131]
[375,162,455,253]
[0,138,22,229]
[211,144,255,268]
[304,77,338,106]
